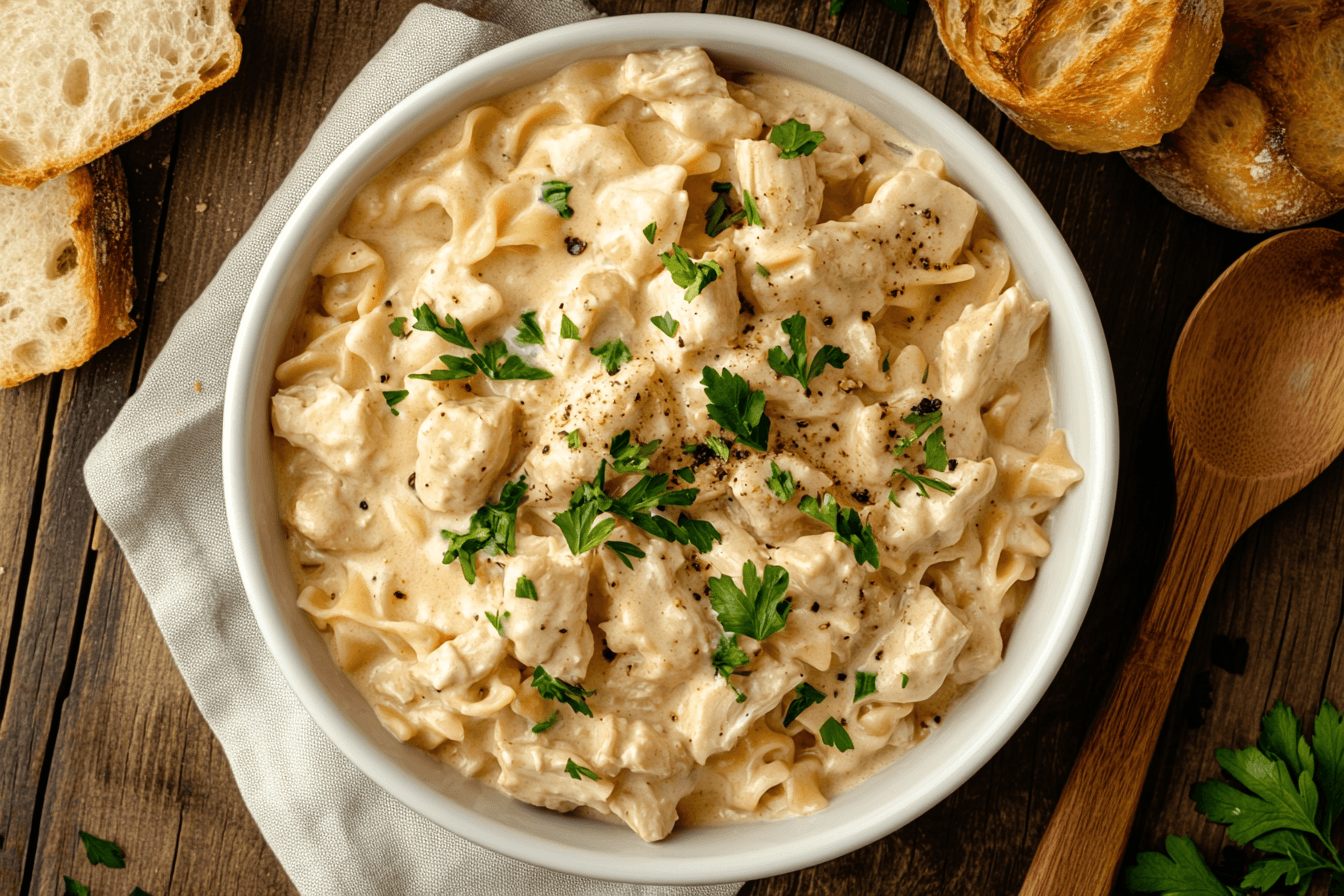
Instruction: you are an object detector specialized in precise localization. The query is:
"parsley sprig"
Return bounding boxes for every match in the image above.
[566,758,600,780]
[590,339,631,375]
[516,310,545,345]
[784,682,827,727]
[702,366,771,451]
[712,633,753,703]
[660,244,723,301]
[798,493,880,569]
[768,119,826,159]
[408,304,552,382]
[891,402,955,497]
[530,665,595,717]
[1128,700,1344,896]
[441,477,529,583]
[767,313,849,394]
[609,431,659,474]
[709,560,791,642]
[766,461,796,502]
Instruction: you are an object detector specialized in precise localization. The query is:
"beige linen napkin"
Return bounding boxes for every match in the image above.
[84,3,744,893]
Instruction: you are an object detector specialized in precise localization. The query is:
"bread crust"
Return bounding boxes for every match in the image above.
[930,0,1223,153]
[0,32,241,191]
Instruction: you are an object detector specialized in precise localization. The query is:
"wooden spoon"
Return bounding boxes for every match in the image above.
[1020,228,1344,896]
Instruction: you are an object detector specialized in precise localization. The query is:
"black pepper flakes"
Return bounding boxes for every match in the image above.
[359,500,368,510]
[565,236,587,255]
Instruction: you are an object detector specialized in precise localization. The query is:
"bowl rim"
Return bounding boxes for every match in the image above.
[224,12,1118,885]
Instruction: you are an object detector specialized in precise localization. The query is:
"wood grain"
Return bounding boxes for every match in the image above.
[3,1,1344,894]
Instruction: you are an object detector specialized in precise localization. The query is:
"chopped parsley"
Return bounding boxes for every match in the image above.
[674,467,695,483]
[924,425,949,471]
[742,189,763,226]
[409,304,551,382]
[768,118,826,159]
[515,575,538,601]
[820,717,854,751]
[767,313,849,394]
[530,665,594,716]
[798,493,880,569]
[659,244,723,301]
[901,672,909,688]
[705,181,746,237]
[566,429,581,449]
[643,222,657,243]
[676,515,721,553]
[441,477,529,583]
[712,633,752,703]
[922,363,930,384]
[382,389,409,416]
[853,671,878,702]
[64,879,89,896]
[609,430,659,474]
[80,831,125,868]
[783,681,826,727]
[709,560,791,642]
[650,312,680,338]
[605,540,646,569]
[891,403,955,496]
[590,339,632,374]
[704,434,731,462]
[389,316,408,337]
[484,609,510,634]
[766,461,796,502]
[532,710,560,733]
[893,468,956,498]
[701,366,771,451]
[881,350,891,373]
[516,310,545,345]
[554,500,617,555]
[756,262,770,278]
[540,179,574,218]
[412,302,472,347]
[565,758,600,780]
[560,458,718,556]
[560,314,581,340]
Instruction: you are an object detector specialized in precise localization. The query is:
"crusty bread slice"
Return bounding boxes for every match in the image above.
[0,0,241,190]
[929,0,1223,153]
[0,155,135,388]
[1123,81,1344,231]
[1253,17,1344,196]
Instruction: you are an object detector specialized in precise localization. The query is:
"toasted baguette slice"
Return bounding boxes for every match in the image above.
[929,0,1223,153]
[1252,16,1344,196]
[0,0,241,189]
[0,155,135,388]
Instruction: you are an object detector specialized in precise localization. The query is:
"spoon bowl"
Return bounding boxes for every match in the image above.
[1022,228,1344,896]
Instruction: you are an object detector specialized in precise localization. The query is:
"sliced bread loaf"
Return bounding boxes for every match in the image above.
[0,154,135,388]
[0,0,242,189]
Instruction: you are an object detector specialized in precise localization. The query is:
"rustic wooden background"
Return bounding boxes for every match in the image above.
[2,1,1342,894]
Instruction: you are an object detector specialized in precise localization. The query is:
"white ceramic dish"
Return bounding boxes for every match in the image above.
[223,13,1118,885]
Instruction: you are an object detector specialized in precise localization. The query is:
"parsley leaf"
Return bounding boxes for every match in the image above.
[389,316,408,337]
[541,179,574,218]
[591,339,632,374]
[605,540,646,569]
[820,717,854,752]
[783,682,827,727]
[924,425,949,472]
[901,672,909,688]
[80,831,125,868]
[922,362,930,384]
[643,222,657,243]
[756,262,770,278]
[705,183,747,237]
[441,477,529,583]
[412,303,472,348]
[767,313,848,393]
[769,118,826,159]
[515,575,538,601]
[854,671,878,702]
[382,390,408,416]
[650,312,680,338]
[701,366,770,451]
[1126,835,1239,896]
[1193,745,1322,846]
[566,429,581,449]
[554,500,618,555]
[560,314,581,340]
[705,434,731,462]
[742,189,763,226]
[516,310,545,345]
[1314,701,1344,835]
[712,633,752,703]
[766,461,796,502]
[676,514,721,553]
[659,244,723,301]
[531,666,595,717]
[64,878,89,896]
[893,468,956,498]
[609,430,659,474]
[674,467,695,483]
[484,609,510,634]
[130,888,153,896]
[881,350,891,373]
[410,304,551,381]
[798,493,880,569]
[472,339,554,381]
[709,560,791,642]
[532,710,559,733]
[566,758,600,780]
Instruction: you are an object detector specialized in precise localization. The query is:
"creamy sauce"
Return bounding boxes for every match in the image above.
[269,48,1083,841]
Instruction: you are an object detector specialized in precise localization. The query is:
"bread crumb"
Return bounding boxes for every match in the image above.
[157,272,168,283]
[196,202,208,212]
[194,381,203,392]
[161,155,171,167]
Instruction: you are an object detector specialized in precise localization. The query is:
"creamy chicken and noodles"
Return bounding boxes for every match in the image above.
[270,48,1083,841]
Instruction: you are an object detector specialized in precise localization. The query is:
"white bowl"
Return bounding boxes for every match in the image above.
[223,13,1118,885]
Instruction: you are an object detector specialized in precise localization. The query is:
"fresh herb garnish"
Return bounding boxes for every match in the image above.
[516,310,545,345]
[767,313,849,394]
[705,182,747,237]
[554,500,617,555]
[560,314,580,340]
[703,434,731,462]
[566,758,600,780]
[702,366,771,451]
[541,179,574,218]
[530,666,595,717]
[854,671,877,702]
[891,404,954,494]
[609,430,659,474]
[922,363,930,384]
[901,672,909,688]
[389,316,408,337]
[605,540,646,569]
[674,466,695,483]
[659,244,723,301]
[893,468,956,498]
[515,575,538,601]
[676,514,721,553]
[709,560,791,642]
[590,339,632,375]
[412,302,472,347]
[643,222,657,243]
[768,118,826,159]
[382,390,409,416]
[566,429,581,449]
[742,189,763,226]
[63,879,89,896]
[532,710,560,733]
[441,477,529,583]
[783,682,827,727]
[712,633,752,703]
[924,425,949,471]
[650,312,680,338]
[820,717,854,751]
[756,262,770,278]
[409,304,551,382]
[484,609,510,634]
[881,350,891,373]
[80,831,125,868]
[766,461,796,502]
[798,493,880,569]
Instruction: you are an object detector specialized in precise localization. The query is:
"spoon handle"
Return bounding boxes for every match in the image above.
[1019,489,1240,896]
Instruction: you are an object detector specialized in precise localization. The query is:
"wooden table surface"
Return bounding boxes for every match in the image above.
[3,1,1342,894]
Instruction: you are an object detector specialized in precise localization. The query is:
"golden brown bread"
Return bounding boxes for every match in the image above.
[929,0,1224,153]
